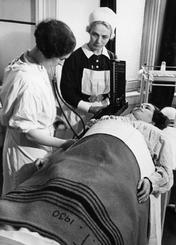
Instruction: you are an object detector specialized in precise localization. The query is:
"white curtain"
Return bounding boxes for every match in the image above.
[35,0,59,23]
[140,0,167,67]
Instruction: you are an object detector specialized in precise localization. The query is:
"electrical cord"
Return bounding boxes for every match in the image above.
[52,76,86,139]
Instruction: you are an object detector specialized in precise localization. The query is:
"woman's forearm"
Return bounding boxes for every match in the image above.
[149,166,173,196]
[25,128,67,148]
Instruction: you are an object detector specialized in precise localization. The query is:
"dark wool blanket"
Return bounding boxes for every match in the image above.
[0,134,149,245]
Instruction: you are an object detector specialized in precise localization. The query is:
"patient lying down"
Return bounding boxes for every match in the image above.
[0,104,173,245]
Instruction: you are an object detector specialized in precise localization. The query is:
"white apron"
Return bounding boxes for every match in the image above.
[56,68,110,139]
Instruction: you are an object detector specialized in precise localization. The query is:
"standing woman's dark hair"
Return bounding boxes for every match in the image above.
[34,19,76,58]
[152,107,170,130]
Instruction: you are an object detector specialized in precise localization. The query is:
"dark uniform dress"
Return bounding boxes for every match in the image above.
[59,44,114,136]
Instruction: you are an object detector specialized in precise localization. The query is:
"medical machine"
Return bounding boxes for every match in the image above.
[93,55,128,119]
[53,55,128,138]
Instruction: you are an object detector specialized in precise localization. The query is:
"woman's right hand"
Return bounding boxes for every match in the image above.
[88,98,109,114]
[88,106,105,114]
[60,139,77,150]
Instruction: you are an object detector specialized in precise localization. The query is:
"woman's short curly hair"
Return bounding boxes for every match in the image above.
[34,19,76,59]
[152,106,170,130]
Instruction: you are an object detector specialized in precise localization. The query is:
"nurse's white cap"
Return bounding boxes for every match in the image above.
[88,7,117,36]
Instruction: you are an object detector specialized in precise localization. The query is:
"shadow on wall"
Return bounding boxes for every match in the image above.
[0,28,34,83]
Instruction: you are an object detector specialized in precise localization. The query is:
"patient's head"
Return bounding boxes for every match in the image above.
[132,103,169,129]
[161,107,176,127]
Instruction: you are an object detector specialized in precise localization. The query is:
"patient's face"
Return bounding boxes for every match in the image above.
[132,103,155,123]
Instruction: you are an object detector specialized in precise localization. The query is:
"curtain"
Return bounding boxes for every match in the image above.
[100,0,116,53]
[140,0,175,109]
[157,0,176,67]
[139,0,167,67]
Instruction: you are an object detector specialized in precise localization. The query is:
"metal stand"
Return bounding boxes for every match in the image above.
[140,65,176,104]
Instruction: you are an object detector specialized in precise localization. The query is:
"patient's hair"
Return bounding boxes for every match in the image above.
[152,107,170,130]
[34,19,76,59]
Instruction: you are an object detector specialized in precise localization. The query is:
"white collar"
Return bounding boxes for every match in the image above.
[81,43,110,59]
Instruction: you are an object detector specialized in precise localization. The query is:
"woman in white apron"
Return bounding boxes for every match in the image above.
[59,7,118,138]
[0,19,76,194]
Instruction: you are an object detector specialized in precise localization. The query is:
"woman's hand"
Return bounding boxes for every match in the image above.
[86,119,97,129]
[88,106,105,114]
[88,98,109,114]
[137,177,152,203]
[60,139,77,150]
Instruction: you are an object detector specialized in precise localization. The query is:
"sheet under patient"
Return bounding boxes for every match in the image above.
[0,116,173,245]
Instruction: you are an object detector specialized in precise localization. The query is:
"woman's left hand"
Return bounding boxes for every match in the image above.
[137,178,151,203]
